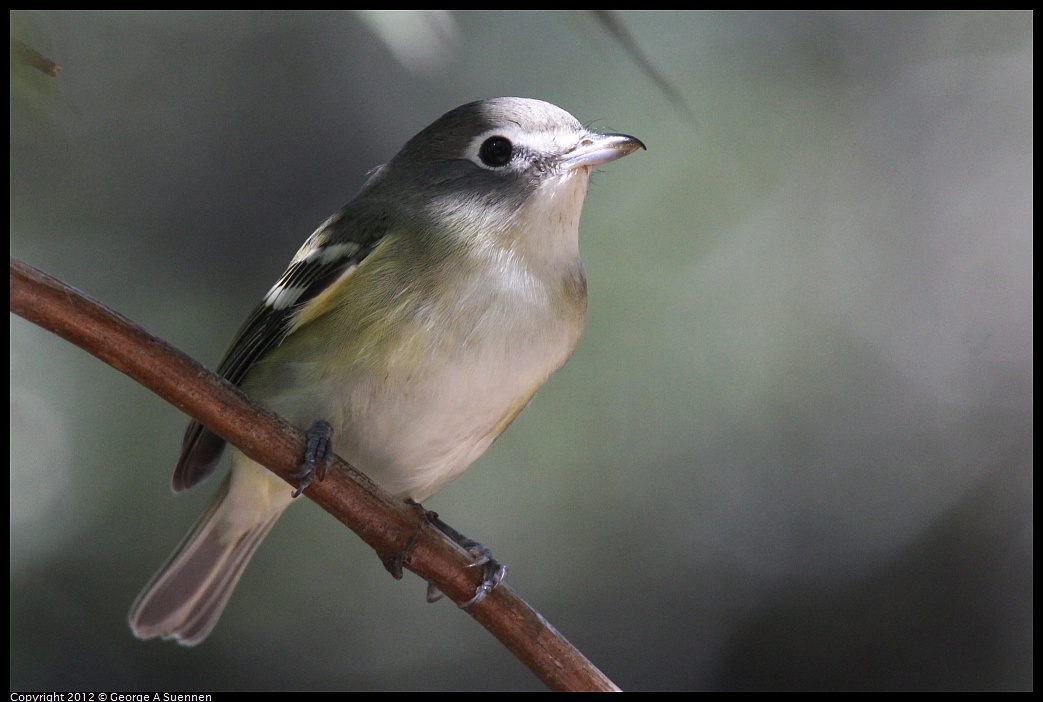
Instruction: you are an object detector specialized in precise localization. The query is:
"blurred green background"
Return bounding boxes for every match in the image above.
[10,11,1032,691]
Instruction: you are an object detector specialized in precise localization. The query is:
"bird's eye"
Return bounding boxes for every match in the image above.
[478,136,513,168]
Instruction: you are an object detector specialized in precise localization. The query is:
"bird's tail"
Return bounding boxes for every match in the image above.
[129,458,293,645]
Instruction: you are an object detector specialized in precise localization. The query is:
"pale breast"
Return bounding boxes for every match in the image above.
[247,255,585,502]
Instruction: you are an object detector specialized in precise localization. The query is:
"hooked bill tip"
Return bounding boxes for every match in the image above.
[562,133,645,170]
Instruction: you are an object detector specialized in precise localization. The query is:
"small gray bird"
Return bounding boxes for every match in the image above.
[129,97,643,645]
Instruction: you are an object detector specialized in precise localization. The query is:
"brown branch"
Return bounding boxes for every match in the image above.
[9,256,620,692]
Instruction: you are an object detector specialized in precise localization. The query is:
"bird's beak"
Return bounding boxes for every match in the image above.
[562,133,646,170]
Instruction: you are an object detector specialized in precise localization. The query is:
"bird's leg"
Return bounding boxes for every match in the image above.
[291,420,334,497]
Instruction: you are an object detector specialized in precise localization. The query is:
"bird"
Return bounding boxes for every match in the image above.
[128,97,644,645]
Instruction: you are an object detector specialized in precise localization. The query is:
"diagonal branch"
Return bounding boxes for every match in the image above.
[9,255,620,692]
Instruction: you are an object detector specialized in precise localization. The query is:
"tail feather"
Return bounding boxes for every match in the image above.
[129,463,290,646]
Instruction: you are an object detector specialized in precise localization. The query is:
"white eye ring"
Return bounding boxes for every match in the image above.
[477,135,513,168]
[465,127,526,171]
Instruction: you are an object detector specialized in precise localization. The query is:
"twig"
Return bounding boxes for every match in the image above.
[9,256,620,692]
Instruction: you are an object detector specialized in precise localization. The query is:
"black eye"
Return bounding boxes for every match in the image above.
[478,136,513,167]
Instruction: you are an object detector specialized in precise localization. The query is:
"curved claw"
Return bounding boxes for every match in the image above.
[425,582,444,603]
[460,560,508,609]
[290,478,310,499]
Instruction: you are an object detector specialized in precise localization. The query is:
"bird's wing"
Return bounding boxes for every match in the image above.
[172,207,391,492]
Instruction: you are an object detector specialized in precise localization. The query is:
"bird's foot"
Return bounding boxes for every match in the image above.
[291,420,334,497]
[426,513,508,608]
